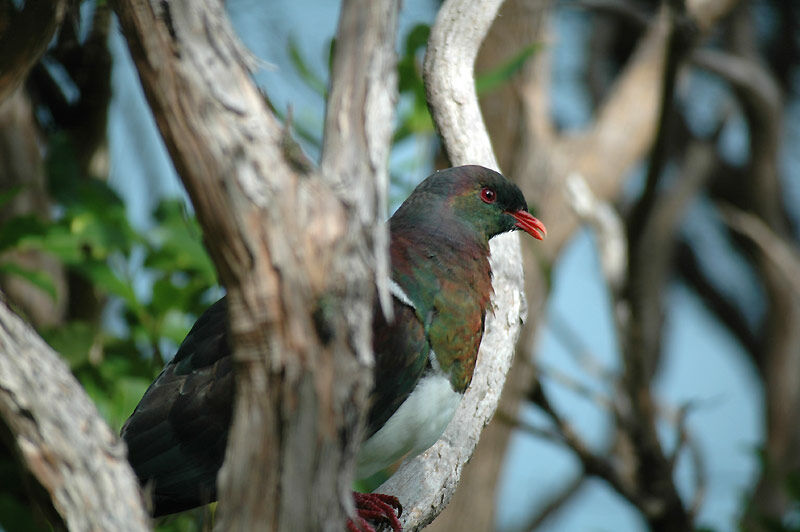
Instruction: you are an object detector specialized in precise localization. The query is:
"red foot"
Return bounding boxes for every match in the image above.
[347,492,402,532]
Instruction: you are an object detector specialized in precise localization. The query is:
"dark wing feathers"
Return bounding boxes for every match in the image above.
[366,295,429,438]
[121,298,233,516]
[122,293,428,514]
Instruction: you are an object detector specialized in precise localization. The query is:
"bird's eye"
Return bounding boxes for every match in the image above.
[480,187,496,204]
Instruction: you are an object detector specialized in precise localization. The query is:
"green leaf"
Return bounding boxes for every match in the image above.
[475,43,541,95]
[146,200,216,284]
[76,260,140,310]
[0,185,21,208]
[106,376,153,431]
[288,35,327,98]
[159,308,193,344]
[36,225,83,262]
[41,321,97,367]
[403,24,430,57]
[0,491,42,532]
[0,261,57,300]
[0,215,46,252]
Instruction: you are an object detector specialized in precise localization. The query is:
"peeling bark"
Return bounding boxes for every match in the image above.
[112,0,397,529]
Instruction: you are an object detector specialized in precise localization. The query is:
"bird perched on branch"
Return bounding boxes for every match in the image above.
[121,165,546,531]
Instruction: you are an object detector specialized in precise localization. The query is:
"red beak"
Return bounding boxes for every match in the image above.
[507,210,547,240]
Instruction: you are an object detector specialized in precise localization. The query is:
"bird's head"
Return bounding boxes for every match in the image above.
[396,165,546,243]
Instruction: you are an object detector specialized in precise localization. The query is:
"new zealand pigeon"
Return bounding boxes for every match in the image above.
[121,165,546,530]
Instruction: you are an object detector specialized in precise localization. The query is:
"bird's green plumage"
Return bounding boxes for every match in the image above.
[387,165,530,391]
[121,165,540,516]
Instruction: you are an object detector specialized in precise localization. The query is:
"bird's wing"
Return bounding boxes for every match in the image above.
[123,290,430,513]
[121,297,233,516]
[366,286,430,439]
[427,273,488,392]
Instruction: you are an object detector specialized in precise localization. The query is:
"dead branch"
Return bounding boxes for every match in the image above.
[564,172,627,292]
[663,402,708,519]
[546,310,618,383]
[699,20,800,527]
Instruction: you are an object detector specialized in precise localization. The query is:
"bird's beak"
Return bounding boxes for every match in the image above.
[507,210,547,240]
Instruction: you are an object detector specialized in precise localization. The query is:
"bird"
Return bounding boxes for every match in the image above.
[121,165,546,530]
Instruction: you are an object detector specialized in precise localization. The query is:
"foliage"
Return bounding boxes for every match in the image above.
[0,133,217,531]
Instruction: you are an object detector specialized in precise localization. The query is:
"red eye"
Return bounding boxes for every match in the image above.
[480,187,496,204]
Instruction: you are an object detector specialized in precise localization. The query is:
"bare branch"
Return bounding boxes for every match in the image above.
[512,474,585,532]
[423,0,502,170]
[692,48,782,158]
[674,240,760,357]
[377,1,528,529]
[571,0,652,28]
[627,1,696,253]
[546,310,618,384]
[0,299,149,531]
[535,362,615,411]
[321,0,398,319]
[686,0,740,32]
[564,172,627,292]
[663,402,707,519]
[718,203,800,298]
[112,0,391,529]
[526,384,636,502]
[613,142,716,532]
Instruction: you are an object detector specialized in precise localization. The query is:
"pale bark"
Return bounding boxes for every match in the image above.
[0,299,150,531]
[112,0,396,529]
[376,1,528,530]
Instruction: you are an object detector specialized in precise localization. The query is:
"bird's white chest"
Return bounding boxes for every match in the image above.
[355,373,461,480]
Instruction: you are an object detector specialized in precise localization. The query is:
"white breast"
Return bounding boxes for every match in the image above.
[355,372,461,480]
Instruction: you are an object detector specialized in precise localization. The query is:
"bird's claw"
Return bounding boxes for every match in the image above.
[347,492,402,532]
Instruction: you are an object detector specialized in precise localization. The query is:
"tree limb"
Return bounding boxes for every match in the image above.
[112,0,395,529]
[435,0,740,528]
[510,474,584,532]
[717,203,800,298]
[0,299,150,531]
[675,240,760,357]
[377,1,528,529]
[320,0,398,322]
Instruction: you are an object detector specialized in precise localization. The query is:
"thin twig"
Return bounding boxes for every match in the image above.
[717,202,800,298]
[546,310,618,383]
[534,362,615,411]
[514,474,585,532]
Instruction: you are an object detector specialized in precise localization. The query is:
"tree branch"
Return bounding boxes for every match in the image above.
[0,299,149,531]
[717,203,800,298]
[321,0,398,322]
[377,1,528,529]
[511,474,584,532]
[113,0,394,528]
[675,240,760,357]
